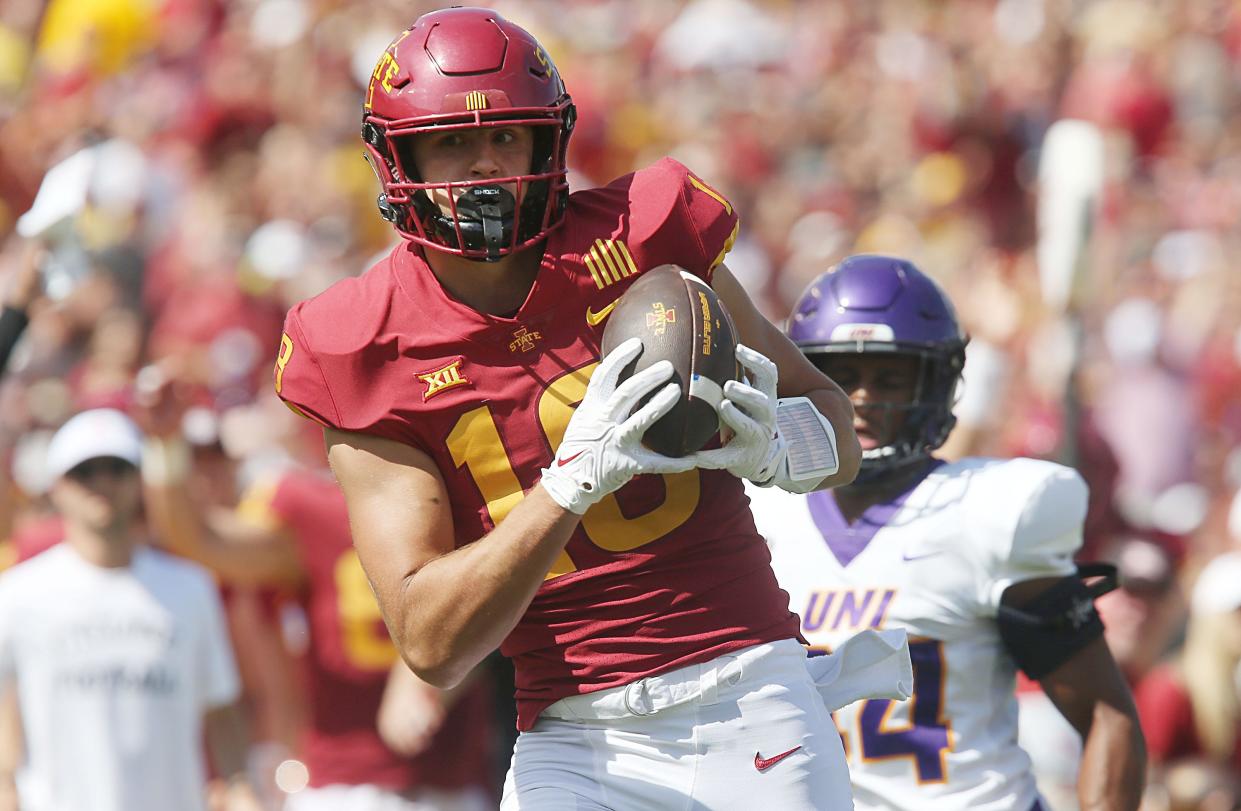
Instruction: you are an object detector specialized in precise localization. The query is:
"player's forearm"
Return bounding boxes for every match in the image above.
[143,441,300,587]
[803,385,861,489]
[394,485,579,688]
[1076,700,1146,811]
[149,483,299,586]
[145,480,263,586]
[145,480,214,567]
[142,439,212,563]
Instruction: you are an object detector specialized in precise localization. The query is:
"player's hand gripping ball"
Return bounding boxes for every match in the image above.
[600,265,740,457]
[539,337,699,515]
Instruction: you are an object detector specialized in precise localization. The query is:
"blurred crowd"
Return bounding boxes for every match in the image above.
[1,0,1240,808]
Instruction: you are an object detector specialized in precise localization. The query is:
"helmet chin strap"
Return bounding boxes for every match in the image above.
[849,443,926,488]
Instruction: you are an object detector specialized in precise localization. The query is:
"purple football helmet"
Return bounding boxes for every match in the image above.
[787,254,967,477]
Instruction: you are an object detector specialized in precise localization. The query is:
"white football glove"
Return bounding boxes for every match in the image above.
[540,337,698,515]
[690,344,787,486]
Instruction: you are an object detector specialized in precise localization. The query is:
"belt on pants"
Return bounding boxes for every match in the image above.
[538,629,912,723]
[540,639,798,722]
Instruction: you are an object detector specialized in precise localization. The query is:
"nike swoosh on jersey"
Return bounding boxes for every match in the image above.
[754,746,802,771]
[901,550,943,562]
[585,299,619,326]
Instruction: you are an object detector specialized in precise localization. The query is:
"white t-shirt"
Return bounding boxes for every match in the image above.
[0,544,240,811]
[752,457,1085,811]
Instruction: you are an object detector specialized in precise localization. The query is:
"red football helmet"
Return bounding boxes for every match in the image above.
[361,7,575,261]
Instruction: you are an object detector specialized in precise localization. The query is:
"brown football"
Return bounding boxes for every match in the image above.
[600,264,739,457]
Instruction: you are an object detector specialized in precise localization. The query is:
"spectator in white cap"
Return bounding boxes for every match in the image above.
[0,409,262,811]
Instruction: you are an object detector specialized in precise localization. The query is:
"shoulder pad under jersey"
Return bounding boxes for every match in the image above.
[570,158,740,284]
[960,457,1087,609]
[274,252,407,439]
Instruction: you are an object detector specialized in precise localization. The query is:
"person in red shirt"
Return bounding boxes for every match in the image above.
[273,8,903,810]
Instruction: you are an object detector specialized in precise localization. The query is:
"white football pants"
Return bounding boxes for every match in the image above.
[500,633,911,810]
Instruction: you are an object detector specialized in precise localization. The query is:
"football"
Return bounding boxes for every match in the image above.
[600,264,739,457]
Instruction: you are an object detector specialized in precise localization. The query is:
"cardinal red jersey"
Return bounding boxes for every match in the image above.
[276,159,801,730]
[248,469,493,790]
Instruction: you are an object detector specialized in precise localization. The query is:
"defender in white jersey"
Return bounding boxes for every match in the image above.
[753,256,1145,811]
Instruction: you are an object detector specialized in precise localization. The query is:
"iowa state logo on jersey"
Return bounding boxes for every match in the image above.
[417,359,470,400]
[509,327,542,353]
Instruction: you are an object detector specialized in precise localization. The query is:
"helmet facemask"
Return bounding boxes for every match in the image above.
[364,105,573,262]
[807,344,964,484]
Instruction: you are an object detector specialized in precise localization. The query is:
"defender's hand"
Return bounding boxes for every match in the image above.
[691,344,786,485]
[540,338,697,515]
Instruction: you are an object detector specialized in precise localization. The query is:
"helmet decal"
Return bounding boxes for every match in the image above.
[828,323,896,343]
[365,30,411,112]
[533,46,552,78]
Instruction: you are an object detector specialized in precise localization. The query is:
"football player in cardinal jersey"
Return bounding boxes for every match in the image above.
[272,7,916,810]
[752,255,1146,810]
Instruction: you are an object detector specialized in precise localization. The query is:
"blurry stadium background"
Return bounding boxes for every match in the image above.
[2,0,1241,808]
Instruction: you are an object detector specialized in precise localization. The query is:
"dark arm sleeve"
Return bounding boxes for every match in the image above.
[0,306,29,374]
